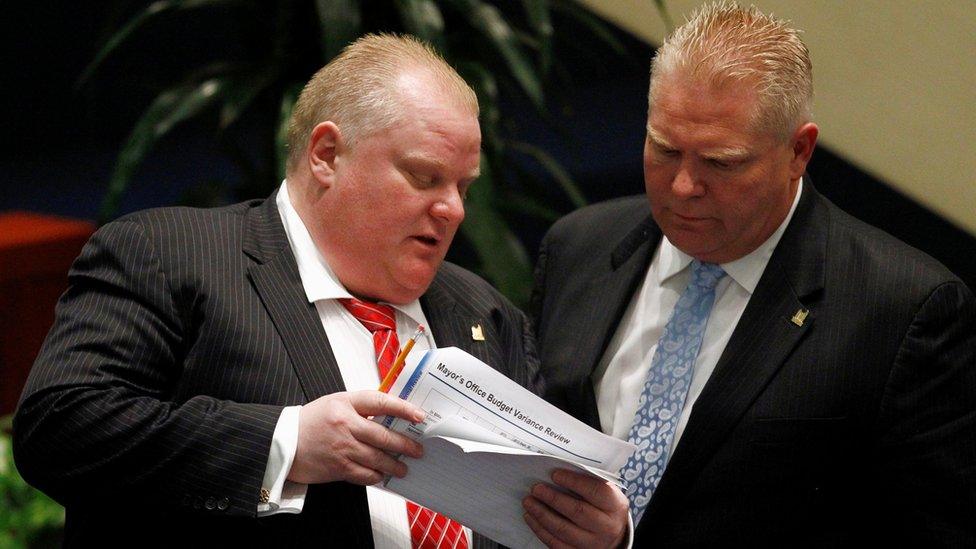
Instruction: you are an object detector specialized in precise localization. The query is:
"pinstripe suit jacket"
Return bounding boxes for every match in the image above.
[532,181,976,547]
[14,192,540,547]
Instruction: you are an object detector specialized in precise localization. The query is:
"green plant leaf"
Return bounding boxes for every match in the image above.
[444,0,544,109]
[461,155,532,307]
[652,0,676,33]
[1,416,64,544]
[76,0,238,88]
[507,197,561,223]
[314,0,361,61]
[99,77,229,222]
[508,141,587,208]
[394,0,446,50]
[275,83,303,181]
[550,0,628,56]
[520,0,553,73]
[455,62,504,156]
[219,69,280,129]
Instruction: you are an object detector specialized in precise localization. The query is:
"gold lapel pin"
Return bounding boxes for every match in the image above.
[471,324,485,341]
[791,308,809,327]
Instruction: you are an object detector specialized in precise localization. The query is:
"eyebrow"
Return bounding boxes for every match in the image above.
[647,126,750,161]
[703,147,751,162]
[646,127,674,150]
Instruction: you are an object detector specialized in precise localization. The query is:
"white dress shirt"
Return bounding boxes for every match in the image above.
[257,181,470,548]
[594,179,804,454]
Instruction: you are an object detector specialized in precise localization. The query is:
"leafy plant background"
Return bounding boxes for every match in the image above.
[83,0,670,307]
[1,1,669,542]
[1,416,64,548]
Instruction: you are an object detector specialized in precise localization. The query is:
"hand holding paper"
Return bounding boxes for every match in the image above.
[523,469,629,548]
[288,390,426,485]
[373,347,636,548]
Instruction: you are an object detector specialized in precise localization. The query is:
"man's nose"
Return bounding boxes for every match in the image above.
[430,187,465,224]
[671,163,705,198]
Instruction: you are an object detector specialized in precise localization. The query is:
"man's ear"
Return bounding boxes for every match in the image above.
[307,121,343,187]
[789,122,819,179]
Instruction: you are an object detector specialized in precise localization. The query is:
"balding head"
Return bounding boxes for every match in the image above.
[286,33,479,175]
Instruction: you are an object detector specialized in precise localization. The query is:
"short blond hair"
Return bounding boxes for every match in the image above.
[286,33,479,173]
[649,1,813,138]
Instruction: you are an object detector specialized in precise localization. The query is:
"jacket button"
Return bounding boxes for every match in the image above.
[193,496,203,509]
[205,497,216,510]
[217,497,230,511]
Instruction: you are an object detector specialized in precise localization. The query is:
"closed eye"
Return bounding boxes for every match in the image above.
[706,156,748,170]
[409,171,435,187]
[653,144,679,158]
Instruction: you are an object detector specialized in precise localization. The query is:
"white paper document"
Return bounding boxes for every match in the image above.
[373,347,636,549]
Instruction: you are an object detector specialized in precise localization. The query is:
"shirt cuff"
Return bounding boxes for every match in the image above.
[621,508,635,549]
[257,405,307,516]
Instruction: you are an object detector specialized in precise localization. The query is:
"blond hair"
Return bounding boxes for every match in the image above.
[286,33,479,173]
[649,1,813,138]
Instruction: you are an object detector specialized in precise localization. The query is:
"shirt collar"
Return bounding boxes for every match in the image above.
[656,177,804,294]
[275,180,427,324]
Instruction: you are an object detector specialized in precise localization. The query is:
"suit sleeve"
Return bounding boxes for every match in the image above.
[877,280,976,545]
[529,222,557,352]
[515,300,545,398]
[13,219,283,517]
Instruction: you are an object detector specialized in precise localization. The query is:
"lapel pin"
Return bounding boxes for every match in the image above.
[791,308,809,327]
[471,324,485,341]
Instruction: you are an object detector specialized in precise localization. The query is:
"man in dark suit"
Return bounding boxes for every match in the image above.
[13,34,625,547]
[531,3,976,546]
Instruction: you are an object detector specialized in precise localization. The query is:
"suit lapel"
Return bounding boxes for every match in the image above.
[419,279,462,348]
[641,182,828,525]
[420,274,495,365]
[578,216,661,375]
[565,217,660,429]
[243,193,346,401]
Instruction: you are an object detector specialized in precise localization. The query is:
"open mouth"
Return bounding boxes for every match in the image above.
[413,235,439,246]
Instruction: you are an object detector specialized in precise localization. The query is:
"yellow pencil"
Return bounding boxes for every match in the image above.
[379,325,425,393]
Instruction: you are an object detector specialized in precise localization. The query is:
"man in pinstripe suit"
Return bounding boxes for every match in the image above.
[13,35,627,547]
[532,4,976,547]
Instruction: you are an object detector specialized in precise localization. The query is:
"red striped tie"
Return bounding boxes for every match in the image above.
[340,298,469,549]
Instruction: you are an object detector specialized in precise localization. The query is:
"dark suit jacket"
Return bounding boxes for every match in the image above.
[14,192,540,548]
[532,182,976,547]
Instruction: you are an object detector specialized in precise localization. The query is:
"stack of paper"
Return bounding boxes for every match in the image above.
[374,347,636,548]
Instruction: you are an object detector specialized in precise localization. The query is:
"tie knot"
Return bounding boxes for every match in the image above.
[339,298,397,333]
[690,260,726,290]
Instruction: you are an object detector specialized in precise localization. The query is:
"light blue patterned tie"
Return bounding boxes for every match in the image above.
[620,260,726,523]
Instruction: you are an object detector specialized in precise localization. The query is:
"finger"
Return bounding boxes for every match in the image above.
[524,510,570,549]
[550,469,625,514]
[523,494,591,548]
[339,460,386,486]
[348,444,411,479]
[349,390,425,422]
[530,482,606,534]
[352,418,425,458]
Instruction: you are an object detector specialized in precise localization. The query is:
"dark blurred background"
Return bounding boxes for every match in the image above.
[1,3,973,543]
[2,1,974,288]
